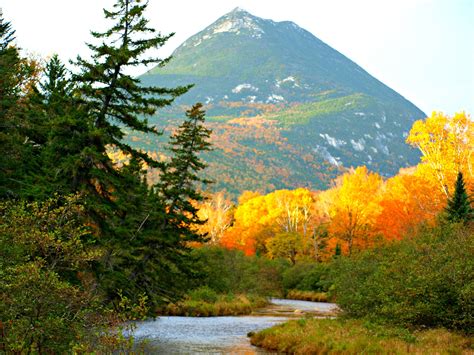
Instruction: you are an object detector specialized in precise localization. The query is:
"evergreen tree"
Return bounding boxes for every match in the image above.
[334,243,342,257]
[0,11,41,198]
[64,0,207,306]
[0,12,18,115]
[159,102,213,225]
[125,103,213,306]
[68,0,192,239]
[0,2,213,310]
[23,54,108,206]
[73,0,190,163]
[0,13,20,198]
[445,171,473,223]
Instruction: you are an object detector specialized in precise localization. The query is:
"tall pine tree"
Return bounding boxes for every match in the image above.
[0,12,41,198]
[125,103,213,306]
[69,0,192,237]
[67,0,209,306]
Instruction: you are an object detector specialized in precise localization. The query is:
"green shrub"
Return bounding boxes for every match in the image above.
[330,223,474,333]
[159,294,268,316]
[0,197,144,352]
[191,246,289,296]
[282,262,330,292]
[187,286,219,303]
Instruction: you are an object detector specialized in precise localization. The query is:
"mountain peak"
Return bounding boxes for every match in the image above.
[229,7,248,15]
[201,7,265,39]
[141,9,425,194]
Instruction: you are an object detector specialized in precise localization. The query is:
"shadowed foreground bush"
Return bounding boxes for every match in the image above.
[0,198,146,353]
[250,318,473,354]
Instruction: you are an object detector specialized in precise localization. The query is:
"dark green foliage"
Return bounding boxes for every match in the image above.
[0,12,41,198]
[120,104,212,307]
[73,0,190,164]
[330,223,474,333]
[282,262,331,292]
[22,0,211,310]
[187,286,219,303]
[191,246,289,297]
[0,197,101,352]
[27,55,95,199]
[446,171,473,223]
[66,0,191,222]
[157,102,212,230]
[334,243,342,257]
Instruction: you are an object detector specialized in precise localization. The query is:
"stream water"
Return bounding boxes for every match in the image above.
[132,299,337,354]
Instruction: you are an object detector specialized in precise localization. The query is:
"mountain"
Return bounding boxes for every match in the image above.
[134,7,425,195]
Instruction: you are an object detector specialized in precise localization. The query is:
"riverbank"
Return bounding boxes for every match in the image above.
[133,299,336,353]
[249,318,473,354]
[157,291,268,317]
[285,289,329,302]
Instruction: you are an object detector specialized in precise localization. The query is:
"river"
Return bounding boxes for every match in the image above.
[132,298,337,354]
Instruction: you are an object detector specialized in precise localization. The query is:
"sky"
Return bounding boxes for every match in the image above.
[2,0,473,115]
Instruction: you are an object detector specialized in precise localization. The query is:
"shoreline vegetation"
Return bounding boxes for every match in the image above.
[249,318,473,354]
[249,222,473,354]
[156,288,268,317]
[285,290,329,303]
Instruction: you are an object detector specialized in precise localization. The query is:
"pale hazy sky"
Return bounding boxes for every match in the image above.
[2,0,473,115]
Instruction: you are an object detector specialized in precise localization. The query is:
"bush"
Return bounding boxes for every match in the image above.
[0,197,139,352]
[191,246,289,296]
[282,262,330,292]
[158,294,268,316]
[0,197,146,352]
[187,286,219,303]
[330,223,474,333]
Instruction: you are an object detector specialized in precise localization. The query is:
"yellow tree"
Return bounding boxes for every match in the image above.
[406,111,473,197]
[326,166,383,255]
[197,191,234,244]
[264,188,319,259]
[220,188,320,257]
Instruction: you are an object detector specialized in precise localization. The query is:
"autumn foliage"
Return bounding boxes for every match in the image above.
[198,111,472,259]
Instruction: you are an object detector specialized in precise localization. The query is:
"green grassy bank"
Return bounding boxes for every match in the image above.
[250,318,473,354]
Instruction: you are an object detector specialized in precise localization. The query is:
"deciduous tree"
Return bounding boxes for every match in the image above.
[326,167,383,255]
[407,111,473,197]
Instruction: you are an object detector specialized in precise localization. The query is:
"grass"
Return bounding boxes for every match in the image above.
[157,289,268,317]
[286,289,329,302]
[250,318,473,354]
